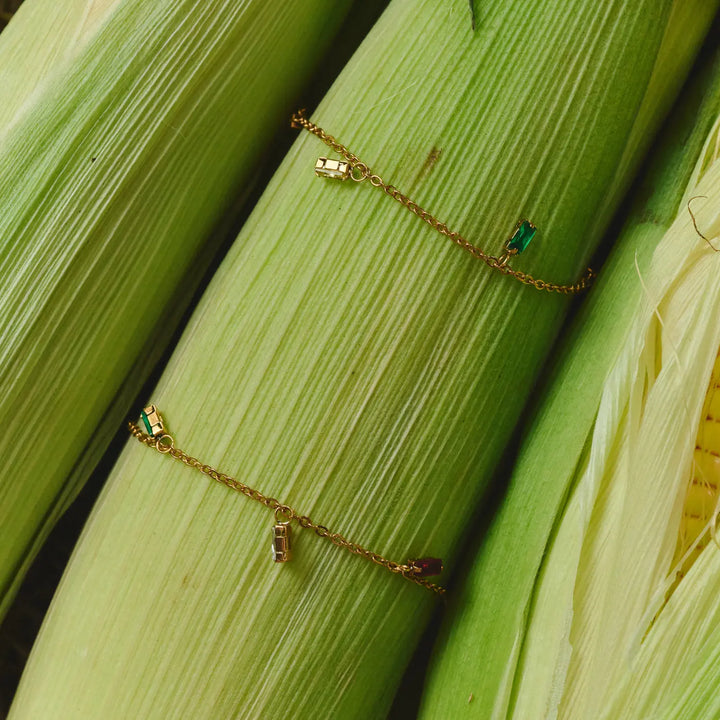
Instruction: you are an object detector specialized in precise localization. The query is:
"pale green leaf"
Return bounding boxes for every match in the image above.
[0,0,353,617]
[419,20,720,720]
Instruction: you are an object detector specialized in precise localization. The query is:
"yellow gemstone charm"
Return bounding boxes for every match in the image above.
[315,156,350,180]
[272,522,291,563]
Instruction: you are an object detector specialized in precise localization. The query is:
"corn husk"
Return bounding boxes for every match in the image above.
[516,152,720,720]
[419,27,720,720]
[0,0,353,617]
[597,505,720,720]
[0,0,122,132]
[7,1,716,718]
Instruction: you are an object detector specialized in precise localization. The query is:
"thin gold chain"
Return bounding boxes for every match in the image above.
[291,109,595,295]
[129,421,445,595]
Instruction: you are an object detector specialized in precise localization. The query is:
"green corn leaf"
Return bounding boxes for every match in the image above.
[0,0,123,132]
[418,27,720,720]
[0,0,354,618]
[7,1,716,718]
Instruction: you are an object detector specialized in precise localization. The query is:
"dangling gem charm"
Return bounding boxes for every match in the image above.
[498,219,536,268]
[507,219,536,254]
[272,507,292,563]
[140,405,164,437]
[315,156,350,180]
[408,557,444,577]
[272,524,291,563]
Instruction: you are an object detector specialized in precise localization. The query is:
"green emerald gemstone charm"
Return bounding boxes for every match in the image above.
[506,219,536,254]
[140,405,164,437]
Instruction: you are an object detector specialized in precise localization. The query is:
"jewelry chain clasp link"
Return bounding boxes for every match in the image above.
[274,505,293,524]
[497,246,518,268]
[350,162,369,182]
[155,434,175,453]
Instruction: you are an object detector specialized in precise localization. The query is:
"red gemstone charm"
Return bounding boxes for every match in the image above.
[409,557,443,577]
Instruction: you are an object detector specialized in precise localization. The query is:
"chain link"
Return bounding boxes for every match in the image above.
[129,422,445,595]
[291,109,595,295]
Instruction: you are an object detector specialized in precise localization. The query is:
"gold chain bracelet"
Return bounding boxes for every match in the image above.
[130,406,446,595]
[291,109,595,295]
